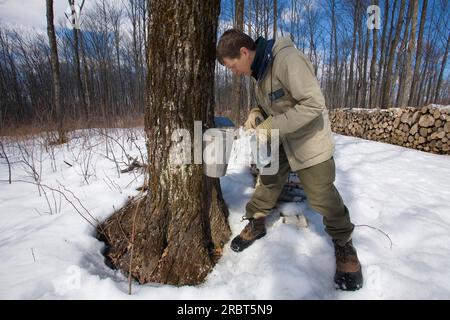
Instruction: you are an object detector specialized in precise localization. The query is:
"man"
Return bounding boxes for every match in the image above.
[216,29,363,291]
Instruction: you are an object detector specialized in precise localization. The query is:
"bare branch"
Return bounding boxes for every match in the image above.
[355,224,393,249]
[0,179,109,241]
[0,140,11,184]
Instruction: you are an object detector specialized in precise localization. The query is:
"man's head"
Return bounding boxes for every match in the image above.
[217,29,256,77]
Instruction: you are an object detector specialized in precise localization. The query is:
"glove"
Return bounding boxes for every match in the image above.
[244,108,265,130]
[256,116,273,144]
[251,116,273,168]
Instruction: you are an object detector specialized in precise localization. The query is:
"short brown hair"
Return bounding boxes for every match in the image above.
[216,29,256,65]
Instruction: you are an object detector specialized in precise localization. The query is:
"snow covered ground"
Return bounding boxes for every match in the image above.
[0,128,449,299]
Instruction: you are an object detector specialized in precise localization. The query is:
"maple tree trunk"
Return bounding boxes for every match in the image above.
[100,0,231,286]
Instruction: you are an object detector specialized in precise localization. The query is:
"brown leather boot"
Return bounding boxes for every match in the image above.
[230,217,267,252]
[333,239,363,291]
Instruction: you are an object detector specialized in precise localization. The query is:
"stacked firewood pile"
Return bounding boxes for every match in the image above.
[329,105,450,155]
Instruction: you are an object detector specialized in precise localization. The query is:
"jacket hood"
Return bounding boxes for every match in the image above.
[251,36,274,81]
[272,37,295,56]
[251,37,296,81]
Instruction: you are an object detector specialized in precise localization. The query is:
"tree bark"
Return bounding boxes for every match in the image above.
[381,0,405,108]
[263,0,269,39]
[101,0,231,286]
[375,0,389,107]
[273,0,277,38]
[255,0,261,38]
[434,33,450,103]
[361,22,370,107]
[369,0,379,108]
[247,10,255,109]
[46,0,65,141]
[355,3,364,108]
[332,0,339,108]
[326,0,338,108]
[378,0,397,108]
[68,0,87,119]
[232,0,245,125]
[80,33,91,117]
[346,1,358,108]
[417,45,431,106]
[409,0,427,107]
[398,0,418,107]
[396,0,413,107]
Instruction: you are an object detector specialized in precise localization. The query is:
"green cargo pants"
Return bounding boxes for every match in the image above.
[245,146,354,246]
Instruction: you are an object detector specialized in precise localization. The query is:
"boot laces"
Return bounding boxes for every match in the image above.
[335,241,355,261]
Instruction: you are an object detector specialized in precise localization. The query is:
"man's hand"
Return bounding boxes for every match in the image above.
[244,108,265,130]
[255,116,273,144]
[250,116,274,169]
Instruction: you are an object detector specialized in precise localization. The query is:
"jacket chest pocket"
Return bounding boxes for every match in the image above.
[268,88,286,101]
[268,87,295,113]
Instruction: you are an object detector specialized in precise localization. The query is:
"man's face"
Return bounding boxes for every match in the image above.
[222,47,253,77]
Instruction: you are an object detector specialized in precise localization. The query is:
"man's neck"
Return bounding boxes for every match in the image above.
[250,36,271,80]
[249,50,256,67]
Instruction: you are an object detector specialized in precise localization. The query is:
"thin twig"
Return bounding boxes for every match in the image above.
[112,206,132,243]
[56,180,100,225]
[96,129,132,165]
[64,160,73,167]
[125,171,144,189]
[355,224,393,249]
[51,188,58,214]
[0,179,101,234]
[0,140,11,184]
[40,184,54,215]
[108,138,122,178]
[132,138,146,166]
[17,142,42,196]
[103,175,122,193]
[128,175,147,295]
[31,248,36,262]
[121,156,144,173]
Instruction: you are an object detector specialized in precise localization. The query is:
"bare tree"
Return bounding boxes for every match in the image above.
[375,0,389,107]
[377,0,397,108]
[361,12,370,107]
[434,34,449,103]
[67,0,87,118]
[273,0,277,38]
[3,0,450,131]
[102,0,231,285]
[123,0,147,114]
[409,0,428,107]
[381,0,406,108]
[46,0,66,142]
[395,0,413,107]
[303,0,320,74]
[434,0,450,103]
[109,2,125,115]
[398,0,418,107]
[232,0,245,126]
[369,0,379,108]
[346,0,359,108]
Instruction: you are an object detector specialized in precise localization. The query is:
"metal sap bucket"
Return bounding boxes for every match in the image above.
[203,128,234,177]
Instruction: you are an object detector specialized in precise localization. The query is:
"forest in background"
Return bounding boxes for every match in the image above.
[0,0,449,132]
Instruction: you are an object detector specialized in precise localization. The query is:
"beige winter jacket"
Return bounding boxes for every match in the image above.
[254,37,335,171]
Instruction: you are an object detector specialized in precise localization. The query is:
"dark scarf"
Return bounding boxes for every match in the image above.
[251,36,275,81]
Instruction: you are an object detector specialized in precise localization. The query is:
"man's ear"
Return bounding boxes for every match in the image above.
[240,47,249,57]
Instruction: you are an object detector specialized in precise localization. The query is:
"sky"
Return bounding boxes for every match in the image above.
[0,0,95,31]
[1,0,447,79]
[0,0,308,33]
